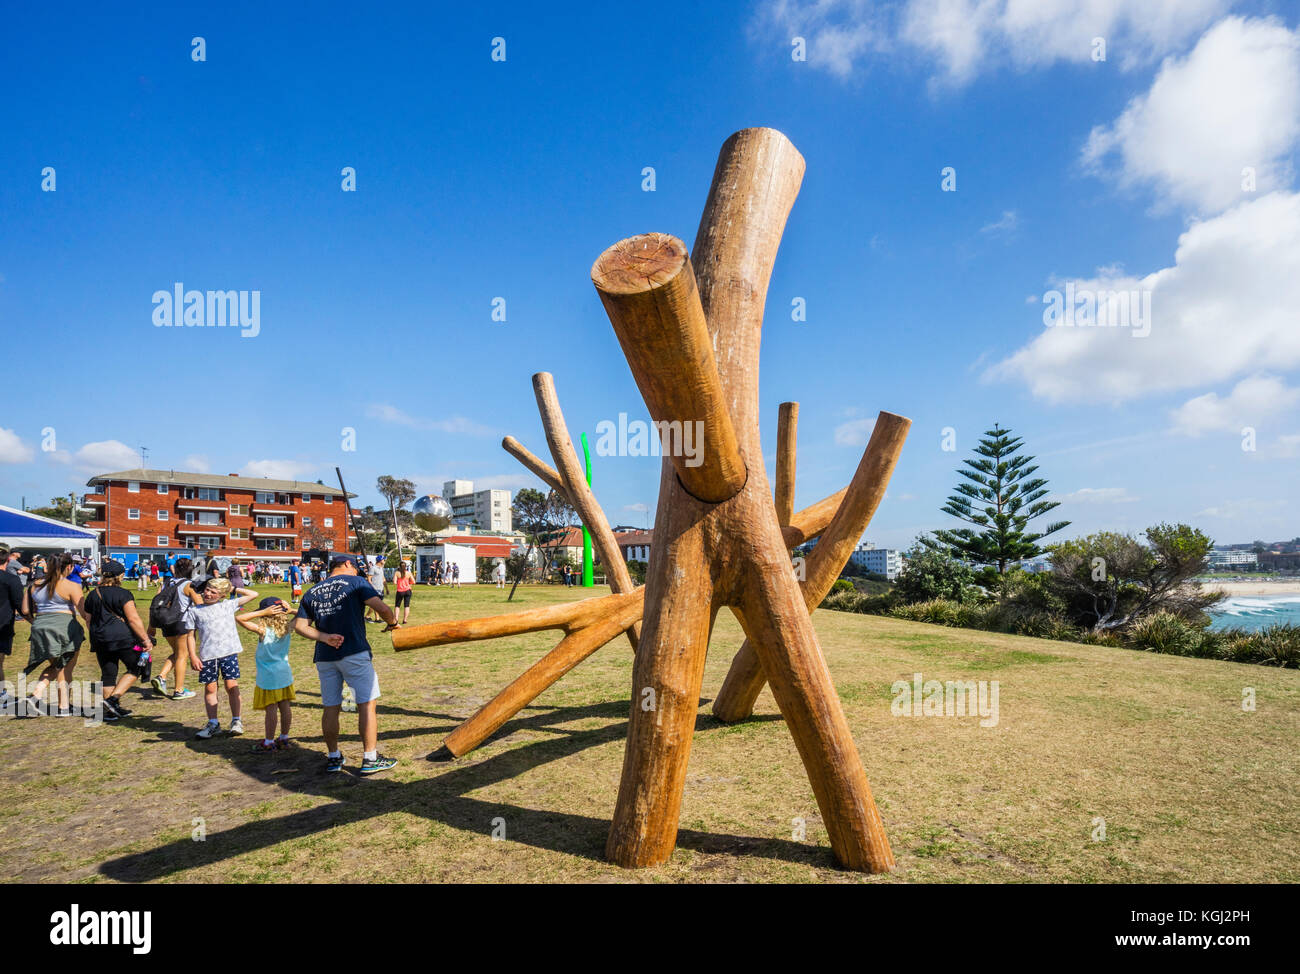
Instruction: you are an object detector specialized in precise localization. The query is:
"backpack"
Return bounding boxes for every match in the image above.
[149,578,185,630]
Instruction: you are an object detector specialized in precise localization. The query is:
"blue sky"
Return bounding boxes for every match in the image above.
[2,0,1297,548]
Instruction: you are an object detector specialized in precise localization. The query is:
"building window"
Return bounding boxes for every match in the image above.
[156,536,168,546]
[229,504,249,516]
[301,493,311,502]
[302,516,312,527]
[230,527,250,540]
[324,495,333,504]
[127,535,140,546]
[127,509,140,520]
[323,518,333,527]
[184,487,222,501]
[255,491,275,505]
[156,484,168,495]
[157,510,168,521]
[256,515,290,529]
[128,482,140,493]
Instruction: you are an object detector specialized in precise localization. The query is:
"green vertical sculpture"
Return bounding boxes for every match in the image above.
[580,432,594,587]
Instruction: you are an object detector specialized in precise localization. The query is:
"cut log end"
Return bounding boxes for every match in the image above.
[591,233,688,294]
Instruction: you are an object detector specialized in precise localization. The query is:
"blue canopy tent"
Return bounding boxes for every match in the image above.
[0,504,100,561]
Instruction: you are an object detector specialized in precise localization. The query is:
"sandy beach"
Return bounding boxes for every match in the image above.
[1203,580,1300,597]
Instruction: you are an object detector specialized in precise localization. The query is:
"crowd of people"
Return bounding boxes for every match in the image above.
[1,546,406,775]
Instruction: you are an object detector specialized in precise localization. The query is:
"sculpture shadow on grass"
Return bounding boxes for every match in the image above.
[98,700,797,882]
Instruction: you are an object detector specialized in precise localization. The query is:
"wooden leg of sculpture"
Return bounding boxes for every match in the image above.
[442,594,645,757]
[605,493,717,866]
[713,412,911,723]
[774,402,798,527]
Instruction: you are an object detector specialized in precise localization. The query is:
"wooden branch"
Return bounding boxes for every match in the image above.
[532,372,641,648]
[392,591,636,652]
[591,233,747,504]
[774,401,798,527]
[782,486,847,548]
[502,435,571,504]
[713,412,911,722]
[441,592,646,758]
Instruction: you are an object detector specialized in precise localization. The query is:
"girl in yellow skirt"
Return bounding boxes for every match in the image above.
[236,597,297,752]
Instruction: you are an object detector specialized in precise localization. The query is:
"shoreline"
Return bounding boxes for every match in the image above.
[1203,581,1300,598]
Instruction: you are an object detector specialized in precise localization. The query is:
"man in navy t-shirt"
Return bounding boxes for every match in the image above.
[294,554,398,776]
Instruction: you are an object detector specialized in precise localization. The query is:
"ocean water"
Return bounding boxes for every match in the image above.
[1208,595,1300,631]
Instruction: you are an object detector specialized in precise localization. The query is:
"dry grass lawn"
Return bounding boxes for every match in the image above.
[2,582,1296,883]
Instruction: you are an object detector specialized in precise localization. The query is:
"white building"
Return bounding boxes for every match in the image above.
[442,480,512,533]
[1207,549,1258,570]
[848,542,901,580]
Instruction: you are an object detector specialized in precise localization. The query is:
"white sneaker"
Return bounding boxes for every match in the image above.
[195,719,220,739]
[228,717,244,736]
[0,691,13,715]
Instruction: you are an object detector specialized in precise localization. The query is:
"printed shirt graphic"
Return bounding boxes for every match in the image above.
[255,630,293,690]
[295,574,378,663]
[190,599,244,661]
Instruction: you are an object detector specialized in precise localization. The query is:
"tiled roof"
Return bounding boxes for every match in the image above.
[86,468,355,498]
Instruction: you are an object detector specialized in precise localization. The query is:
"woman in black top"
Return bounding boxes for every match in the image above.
[83,560,154,720]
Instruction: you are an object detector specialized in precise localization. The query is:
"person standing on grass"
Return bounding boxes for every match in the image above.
[83,560,153,720]
[287,558,303,605]
[494,559,506,588]
[237,597,297,752]
[0,546,25,713]
[227,559,246,599]
[184,576,259,739]
[147,556,201,700]
[365,557,388,623]
[5,549,28,581]
[21,553,85,715]
[392,561,415,625]
[293,553,398,775]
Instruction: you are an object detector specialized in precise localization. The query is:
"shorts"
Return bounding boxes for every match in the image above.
[394,590,411,608]
[199,654,241,684]
[316,652,380,707]
[94,641,151,686]
[0,621,13,656]
[160,620,193,639]
[291,584,302,597]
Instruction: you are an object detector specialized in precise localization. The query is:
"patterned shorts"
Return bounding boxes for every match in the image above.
[199,654,240,684]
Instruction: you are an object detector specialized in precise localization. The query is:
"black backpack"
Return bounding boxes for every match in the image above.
[148,578,185,630]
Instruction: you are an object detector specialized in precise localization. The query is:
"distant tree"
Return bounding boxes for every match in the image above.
[1048,523,1222,632]
[376,475,417,556]
[929,424,1069,577]
[1252,540,1268,555]
[508,488,574,600]
[28,496,75,522]
[894,540,980,605]
[301,524,335,552]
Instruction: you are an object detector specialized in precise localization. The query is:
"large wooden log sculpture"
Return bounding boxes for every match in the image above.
[394,127,910,871]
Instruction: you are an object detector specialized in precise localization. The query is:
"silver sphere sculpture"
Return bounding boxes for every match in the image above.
[413,494,453,532]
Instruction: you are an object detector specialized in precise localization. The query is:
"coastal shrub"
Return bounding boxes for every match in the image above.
[1125,613,1205,657]
[889,598,960,626]
[830,578,856,595]
[893,549,980,605]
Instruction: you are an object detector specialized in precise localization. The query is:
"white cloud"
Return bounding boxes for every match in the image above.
[72,440,141,472]
[834,417,876,446]
[1053,486,1139,504]
[754,0,887,80]
[763,0,1230,86]
[1277,433,1300,458]
[1082,16,1300,215]
[987,191,1300,403]
[980,209,1018,235]
[1169,375,1300,436]
[623,502,650,513]
[184,454,211,473]
[240,459,317,481]
[1195,497,1285,519]
[365,403,493,435]
[0,428,35,464]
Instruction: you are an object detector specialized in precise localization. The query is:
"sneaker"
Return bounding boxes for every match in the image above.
[251,740,277,753]
[275,737,293,750]
[103,697,132,719]
[228,718,244,736]
[195,719,220,739]
[323,754,345,773]
[150,676,167,695]
[54,707,78,717]
[359,754,397,775]
[24,697,46,717]
[171,688,196,700]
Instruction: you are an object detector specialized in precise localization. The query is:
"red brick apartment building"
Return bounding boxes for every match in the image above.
[82,468,356,566]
